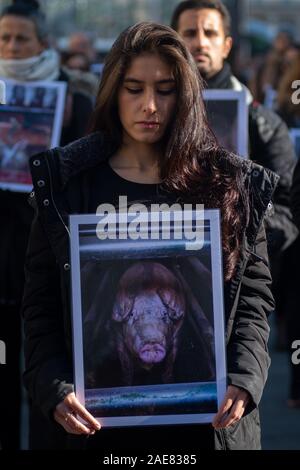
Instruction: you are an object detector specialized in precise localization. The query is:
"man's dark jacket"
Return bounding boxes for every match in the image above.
[206,63,298,254]
[22,133,278,450]
[291,159,300,231]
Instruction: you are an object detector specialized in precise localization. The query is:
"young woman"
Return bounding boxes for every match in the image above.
[23,22,277,450]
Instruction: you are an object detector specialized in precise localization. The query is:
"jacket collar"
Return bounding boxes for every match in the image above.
[205,62,233,89]
[206,62,253,105]
[35,132,117,192]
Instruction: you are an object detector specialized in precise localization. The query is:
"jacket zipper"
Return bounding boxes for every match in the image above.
[45,151,71,238]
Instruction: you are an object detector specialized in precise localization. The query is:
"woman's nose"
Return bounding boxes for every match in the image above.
[142,91,157,114]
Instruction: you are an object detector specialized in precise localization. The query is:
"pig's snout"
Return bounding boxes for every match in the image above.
[138,322,166,364]
[125,318,168,366]
[140,343,166,364]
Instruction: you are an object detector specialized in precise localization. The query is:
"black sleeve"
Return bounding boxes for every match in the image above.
[60,92,94,146]
[291,159,300,231]
[226,224,274,406]
[249,106,297,251]
[22,212,73,419]
[249,106,295,205]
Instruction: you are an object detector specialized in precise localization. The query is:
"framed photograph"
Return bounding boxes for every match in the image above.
[290,128,300,160]
[263,86,277,110]
[0,79,66,192]
[70,206,227,427]
[203,89,249,158]
[0,79,5,105]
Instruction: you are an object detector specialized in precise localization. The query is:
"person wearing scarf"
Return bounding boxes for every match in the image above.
[0,0,94,450]
[0,48,60,81]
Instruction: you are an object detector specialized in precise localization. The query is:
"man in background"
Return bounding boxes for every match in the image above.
[171,0,298,348]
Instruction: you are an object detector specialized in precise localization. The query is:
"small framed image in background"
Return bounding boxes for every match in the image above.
[203,89,249,158]
[290,128,300,160]
[0,79,66,192]
[0,80,5,105]
[70,207,227,428]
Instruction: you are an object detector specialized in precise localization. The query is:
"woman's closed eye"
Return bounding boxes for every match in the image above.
[125,87,176,95]
[125,87,142,94]
[157,88,176,95]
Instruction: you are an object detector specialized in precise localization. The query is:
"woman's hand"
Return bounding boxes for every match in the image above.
[212,385,250,429]
[54,392,101,435]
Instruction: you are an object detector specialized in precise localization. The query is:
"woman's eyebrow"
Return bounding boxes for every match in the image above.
[123,78,175,84]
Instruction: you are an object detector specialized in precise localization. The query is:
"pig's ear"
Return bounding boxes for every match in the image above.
[159,288,185,321]
[112,294,134,322]
[168,302,185,321]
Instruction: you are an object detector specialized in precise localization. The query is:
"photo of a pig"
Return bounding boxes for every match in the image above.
[82,257,215,390]
[112,262,186,385]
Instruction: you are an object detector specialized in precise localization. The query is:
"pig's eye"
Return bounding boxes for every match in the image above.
[168,307,178,321]
[128,311,135,321]
[160,309,168,321]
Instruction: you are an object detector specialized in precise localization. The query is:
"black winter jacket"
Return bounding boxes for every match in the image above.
[22,133,278,450]
[291,159,300,231]
[206,63,298,254]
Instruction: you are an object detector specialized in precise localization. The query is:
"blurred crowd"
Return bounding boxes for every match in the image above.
[0,0,300,451]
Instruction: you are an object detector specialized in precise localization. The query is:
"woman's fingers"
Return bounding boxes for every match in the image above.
[70,396,101,430]
[55,410,96,435]
[212,385,250,429]
[212,389,235,427]
[213,399,245,429]
[54,392,101,435]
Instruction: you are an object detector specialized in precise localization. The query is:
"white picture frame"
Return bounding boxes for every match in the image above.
[0,78,67,192]
[0,79,5,105]
[203,89,249,158]
[70,207,227,428]
[290,128,300,160]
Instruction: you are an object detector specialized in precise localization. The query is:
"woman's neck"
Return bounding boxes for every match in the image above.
[109,140,162,184]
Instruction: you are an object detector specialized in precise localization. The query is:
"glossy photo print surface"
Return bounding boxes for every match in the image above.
[0,79,66,192]
[203,89,249,158]
[290,128,300,160]
[0,80,5,105]
[70,208,226,427]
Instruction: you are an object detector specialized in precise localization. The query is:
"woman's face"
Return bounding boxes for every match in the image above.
[0,15,44,59]
[118,53,177,146]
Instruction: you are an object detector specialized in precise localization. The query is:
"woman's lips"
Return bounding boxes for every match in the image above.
[136,122,160,129]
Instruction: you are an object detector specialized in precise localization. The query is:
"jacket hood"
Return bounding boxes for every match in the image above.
[30,131,116,193]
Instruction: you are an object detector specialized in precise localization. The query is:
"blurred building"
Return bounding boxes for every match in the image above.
[0,0,247,41]
[37,0,181,38]
[250,0,300,41]
[0,0,298,56]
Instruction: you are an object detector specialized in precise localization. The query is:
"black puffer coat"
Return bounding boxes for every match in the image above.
[22,132,278,450]
[291,159,300,231]
[206,63,298,254]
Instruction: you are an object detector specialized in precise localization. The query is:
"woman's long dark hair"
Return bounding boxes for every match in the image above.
[89,22,249,281]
